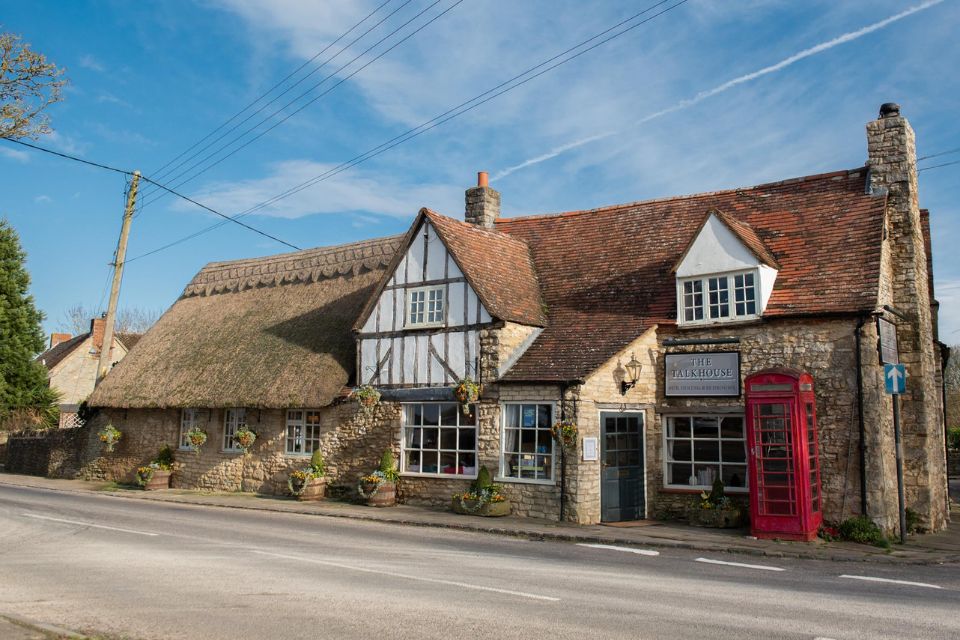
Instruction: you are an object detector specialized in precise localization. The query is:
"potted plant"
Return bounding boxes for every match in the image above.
[98,424,122,453]
[353,385,381,415]
[453,378,481,414]
[186,426,207,456]
[550,420,578,450]
[287,450,327,501]
[451,466,510,517]
[686,477,743,528]
[136,446,175,490]
[234,425,257,455]
[357,449,398,507]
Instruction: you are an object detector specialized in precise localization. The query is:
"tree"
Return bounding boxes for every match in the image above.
[0,219,59,429]
[59,304,161,336]
[1,30,66,139]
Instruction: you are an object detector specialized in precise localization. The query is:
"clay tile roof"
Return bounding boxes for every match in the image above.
[35,333,89,371]
[496,168,887,382]
[423,209,546,327]
[711,209,781,269]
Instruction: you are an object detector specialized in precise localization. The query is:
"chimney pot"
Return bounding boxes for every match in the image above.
[879,102,901,118]
[477,171,488,188]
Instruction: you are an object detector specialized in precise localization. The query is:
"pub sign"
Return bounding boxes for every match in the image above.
[665,352,741,397]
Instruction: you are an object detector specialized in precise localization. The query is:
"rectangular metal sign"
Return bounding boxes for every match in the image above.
[665,352,740,397]
[878,317,899,365]
[884,363,906,395]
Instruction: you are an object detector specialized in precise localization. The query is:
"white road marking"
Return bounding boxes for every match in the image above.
[839,574,942,589]
[22,513,159,537]
[577,543,660,556]
[251,550,560,602]
[695,557,785,572]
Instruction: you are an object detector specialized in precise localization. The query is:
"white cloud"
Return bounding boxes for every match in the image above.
[96,93,132,108]
[78,54,105,72]
[34,195,52,204]
[0,147,31,163]
[173,160,462,220]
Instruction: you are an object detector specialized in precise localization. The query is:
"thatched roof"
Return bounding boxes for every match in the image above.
[89,236,402,409]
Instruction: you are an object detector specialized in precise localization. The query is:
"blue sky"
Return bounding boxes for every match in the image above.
[3,0,960,341]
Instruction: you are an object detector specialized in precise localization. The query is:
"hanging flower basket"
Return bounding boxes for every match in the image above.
[550,420,578,449]
[186,427,207,455]
[453,378,481,414]
[98,424,122,453]
[234,426,257,454]
[353,385,381,414]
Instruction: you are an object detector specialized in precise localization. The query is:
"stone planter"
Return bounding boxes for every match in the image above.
[687,507,742,528]
[451,498,511,517]
[363,480,396,507]
[143,469,171,491]
[296,477,326,502]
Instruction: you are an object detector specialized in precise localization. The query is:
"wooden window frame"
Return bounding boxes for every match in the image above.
[677,269,759,326]
[497,402,557,485]
[662,414,748,492]
[285,409,323,456]
[400,402,478,478]
[405,285,445,329]
[179,408,199,450]
[223,407,246,453]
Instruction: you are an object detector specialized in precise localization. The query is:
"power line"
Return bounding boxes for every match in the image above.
[919,159,960,172]
[145,0,410,190]
[127,0,689,258]
[138,0,449,208]
[126,0,688,260]
[918,146,960,162]
[1,137,301,252]
[149,0,396,180]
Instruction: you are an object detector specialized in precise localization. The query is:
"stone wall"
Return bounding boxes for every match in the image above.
[5,427,90,478]
[71,402,402,496]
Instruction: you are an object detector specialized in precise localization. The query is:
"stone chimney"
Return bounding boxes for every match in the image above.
[465,171,500,228]
[49,333,71,349]
[90,315,107,354]
[865,103,947,531]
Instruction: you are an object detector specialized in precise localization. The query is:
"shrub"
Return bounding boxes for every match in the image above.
[378,449,398,482]
[155,445,174,470]
[839,516,889,547]
[310,450,326,477]
[475,465,492,490]
[948,426,960,451]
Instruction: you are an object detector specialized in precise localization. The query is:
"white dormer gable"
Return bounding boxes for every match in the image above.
[675,212,778,325]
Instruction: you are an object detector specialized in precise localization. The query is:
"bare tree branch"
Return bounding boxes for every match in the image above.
[0,30,66,140]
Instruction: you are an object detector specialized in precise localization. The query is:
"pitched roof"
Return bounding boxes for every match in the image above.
[117,333,142,351]
[423,209,545,327]
[496,168,887,382]
[89,236,402,409]
[36,333,88,371]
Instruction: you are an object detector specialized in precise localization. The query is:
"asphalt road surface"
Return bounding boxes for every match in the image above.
[0,484,957,640]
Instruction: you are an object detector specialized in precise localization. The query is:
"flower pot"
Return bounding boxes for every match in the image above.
[364,480,396,507]
[451,498,511,517]
[143,469,171,491]
[687,507,742,528]
[297,477,326,502]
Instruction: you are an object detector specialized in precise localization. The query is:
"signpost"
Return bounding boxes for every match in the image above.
[884,363,907,544]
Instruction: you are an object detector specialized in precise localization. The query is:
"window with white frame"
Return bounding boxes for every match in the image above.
[223,407,246,452]
[500,404,554,482]
[286,409,322,455]
[407,286,444,327]
[179,408,199,450]
[664,415,747,490]
[402,403,477,476]
[679,270,757,324]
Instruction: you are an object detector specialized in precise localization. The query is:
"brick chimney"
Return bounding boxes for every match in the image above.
[465,171,500,228]
[865,102,947,530]
[90,315,107,354]
[49,333,71,349]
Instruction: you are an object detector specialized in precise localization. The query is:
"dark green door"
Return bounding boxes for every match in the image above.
[601,413,645,522]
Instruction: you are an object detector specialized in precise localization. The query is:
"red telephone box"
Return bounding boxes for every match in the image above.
[744,369,822,541]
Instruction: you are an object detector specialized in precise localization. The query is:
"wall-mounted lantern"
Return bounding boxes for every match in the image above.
[613,354,642,395]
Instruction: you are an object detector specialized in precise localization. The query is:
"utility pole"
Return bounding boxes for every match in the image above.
[96,171,140,385]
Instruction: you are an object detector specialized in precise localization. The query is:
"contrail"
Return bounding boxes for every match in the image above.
[493,0,945,181]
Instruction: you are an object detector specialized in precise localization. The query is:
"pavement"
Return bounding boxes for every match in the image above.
[0,471,957,565]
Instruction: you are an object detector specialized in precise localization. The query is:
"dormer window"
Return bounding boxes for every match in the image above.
[407,285,445,327]
[680,270,758,324]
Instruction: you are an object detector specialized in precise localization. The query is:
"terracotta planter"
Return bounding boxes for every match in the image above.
[143,469,171,491]
[297,477,326,502]
[451,498,511,517]
[687,507,742,528]
[364,480,396,507]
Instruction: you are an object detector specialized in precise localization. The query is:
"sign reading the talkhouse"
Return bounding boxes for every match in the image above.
[665,352,740,397]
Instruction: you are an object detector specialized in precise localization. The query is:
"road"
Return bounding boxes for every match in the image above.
[0,484,957,640]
